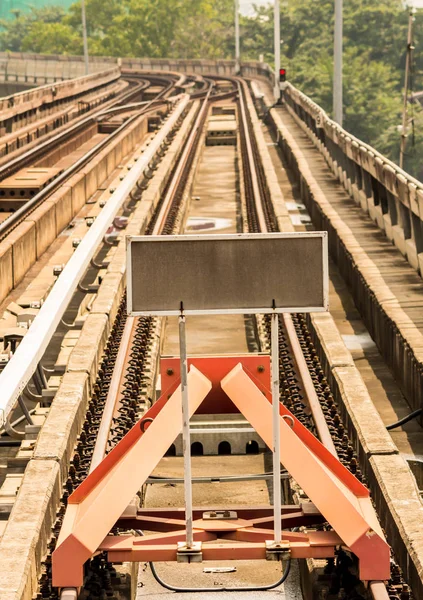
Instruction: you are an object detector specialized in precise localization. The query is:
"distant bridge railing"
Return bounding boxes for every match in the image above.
[1,51,421,277]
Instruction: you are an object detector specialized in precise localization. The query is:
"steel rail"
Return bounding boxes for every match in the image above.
[282,313,338,456]
[89,90,213,473]
[0,67,120,116]
[0,94,190,429]
[239,78,391,600]
[152,88,213,233]
[58,76,210,600]
[88,315,136,473]
[0,74,177,240]
[237,80,268,233]
[238,77,338,454]
[0,112,140,241]
[1,71,174,173]
[0,78,147,181]
[0,90,151,238]
[0,100,169,241]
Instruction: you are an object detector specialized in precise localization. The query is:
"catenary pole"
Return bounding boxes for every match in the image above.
[333,0,343,125]
[235,0,240,74]
[81,0,89,75]
[274,0,280,102]
[400,10,414,170]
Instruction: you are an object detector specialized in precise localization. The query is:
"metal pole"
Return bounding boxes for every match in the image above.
[81,0,89,75]
[235,0,240,75]
[400,11,414,170]
[179,315,193,548]
[271,312,282,544]
[333,0,343,125]
[274,0,281,102]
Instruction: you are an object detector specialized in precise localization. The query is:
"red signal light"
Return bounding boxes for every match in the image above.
[279,68,286,82]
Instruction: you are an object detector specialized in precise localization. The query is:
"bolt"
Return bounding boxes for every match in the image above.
[257,365,265,373]
[166,368,174,375]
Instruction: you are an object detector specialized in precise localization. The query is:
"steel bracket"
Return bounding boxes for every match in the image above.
[203,510,237,521]
[177,541,203,563]
[265,540,291,561]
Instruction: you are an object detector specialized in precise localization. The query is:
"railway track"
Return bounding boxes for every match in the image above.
[0,71,416,600]
[79,81,393,600]
[0,73,183,240]
[0,72,234,244]
[38,75,409,600]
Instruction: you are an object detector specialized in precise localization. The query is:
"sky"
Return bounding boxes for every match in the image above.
[240,0,423,13]
[240,0,269,15]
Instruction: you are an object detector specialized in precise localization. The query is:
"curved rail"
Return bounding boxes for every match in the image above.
[0,74,178,240]
[0,77,147,181]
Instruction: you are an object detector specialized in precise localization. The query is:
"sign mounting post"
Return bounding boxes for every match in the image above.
[271,310,281,544]
[178,309,194,551]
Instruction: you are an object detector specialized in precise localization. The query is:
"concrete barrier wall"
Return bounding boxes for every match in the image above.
[0,53,114,84]
[0,65,120,130]
[0,114,148,305]
[283,83,423,277]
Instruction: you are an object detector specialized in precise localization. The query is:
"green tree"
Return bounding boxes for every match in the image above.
[0,6,66,52]
[343,48,402,144]
[21,22,82,55]
[237,0,415,170]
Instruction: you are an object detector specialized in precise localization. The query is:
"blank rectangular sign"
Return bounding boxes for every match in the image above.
[127,233,328,316]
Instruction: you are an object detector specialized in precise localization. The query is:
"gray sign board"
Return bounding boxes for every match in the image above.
[127,233,328,316]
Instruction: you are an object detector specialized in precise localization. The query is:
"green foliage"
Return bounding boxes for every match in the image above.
[64,0,235,59]
[21,22,82,54]
[0,6,67,52]
[239,0,420,177]
[0,0,421,177]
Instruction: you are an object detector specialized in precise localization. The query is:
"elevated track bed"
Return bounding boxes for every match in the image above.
[0,65,419,600]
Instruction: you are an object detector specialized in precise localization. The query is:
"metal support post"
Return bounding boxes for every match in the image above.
[400,10,414,170]
[37,363,48,389]
[179,314,193,548]
[274,0,281,102]
[31,369,44,395]
[18,395,34,426]
[81,0,89,75]
[235,0,240,75]
[333,0,343,125]
[271,312,282,544]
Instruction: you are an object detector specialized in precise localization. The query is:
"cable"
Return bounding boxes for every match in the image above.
[135,530,291,593]
[386,408,422,430]
[149,559,291,593]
